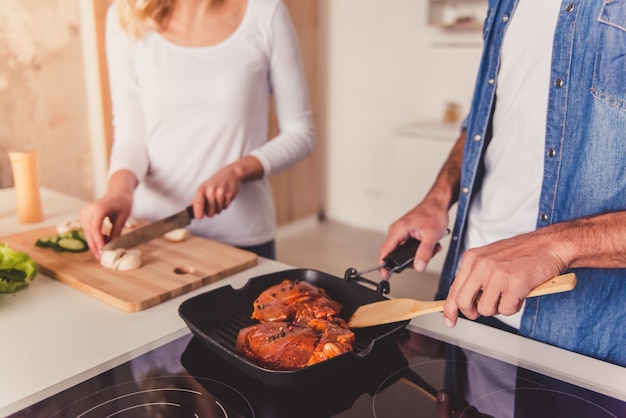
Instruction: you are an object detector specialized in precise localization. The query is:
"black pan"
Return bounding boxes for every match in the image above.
[178,268,410,387]
[180,331,437,417]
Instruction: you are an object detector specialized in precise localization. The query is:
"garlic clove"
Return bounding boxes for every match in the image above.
[125,216,139,229]
[163,228,190,242]
[101,217,113,236]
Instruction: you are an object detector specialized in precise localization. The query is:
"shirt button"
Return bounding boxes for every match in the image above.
[566,4,575,12]
[488,79,495,85]
[548,148,556,157]
[502,15,509,23]
[540,213,548,221]
[462,187,469,194]
[555,78,564,88]
[473,134,481,141]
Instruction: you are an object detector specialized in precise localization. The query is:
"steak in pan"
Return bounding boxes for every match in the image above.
[236,318,354,370]
[236,279,355,370]
[251,279,342,323]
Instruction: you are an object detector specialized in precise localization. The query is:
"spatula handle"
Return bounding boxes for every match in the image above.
[526,272,577,297]
[474,273,577,303]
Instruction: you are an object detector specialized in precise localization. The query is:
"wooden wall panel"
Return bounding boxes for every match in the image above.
[270,0,323,225]
[93,0,114,168]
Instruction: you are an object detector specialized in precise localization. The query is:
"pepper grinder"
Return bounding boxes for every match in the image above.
[9,150,44,224]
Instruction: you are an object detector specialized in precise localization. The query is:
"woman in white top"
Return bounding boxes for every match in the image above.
[80,0,315,259]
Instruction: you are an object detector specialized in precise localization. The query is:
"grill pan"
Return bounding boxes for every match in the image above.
[178,268,410,387]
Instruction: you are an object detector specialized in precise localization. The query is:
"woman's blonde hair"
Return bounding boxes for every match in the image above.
[115,0,174,37]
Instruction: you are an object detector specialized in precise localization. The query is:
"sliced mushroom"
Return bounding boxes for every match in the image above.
[100,249,125,269]
[114,249,142,271]
[56,219,82,234]
[100,248,142,271]
[101,216,140,236]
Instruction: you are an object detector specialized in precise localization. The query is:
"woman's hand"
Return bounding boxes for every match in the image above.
[80,193,133,259]
[79,170,136,259]
[193,166,242,217]
[192,156,264,218]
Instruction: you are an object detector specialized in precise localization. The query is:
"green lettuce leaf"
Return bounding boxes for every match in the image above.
[0,243,39,293]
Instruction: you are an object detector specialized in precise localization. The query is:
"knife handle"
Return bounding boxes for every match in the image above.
[185,205,194,218]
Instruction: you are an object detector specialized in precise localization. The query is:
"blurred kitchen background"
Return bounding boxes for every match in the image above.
[0,0,485,281]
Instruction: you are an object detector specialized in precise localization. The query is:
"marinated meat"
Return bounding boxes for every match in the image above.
[236,279,355,370]
[251,279,342,323]
[235,319,355,370]
[305,318,355,366]
[236,322,317,370]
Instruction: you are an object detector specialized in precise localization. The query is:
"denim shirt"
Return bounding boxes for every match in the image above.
[437,0,626,366]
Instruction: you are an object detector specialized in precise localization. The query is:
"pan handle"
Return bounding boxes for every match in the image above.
[343,237,423,294]
[344,268,391,295]
[382,237,422,273]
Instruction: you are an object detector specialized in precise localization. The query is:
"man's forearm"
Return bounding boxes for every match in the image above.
[424,129,466,212]
[543,211,626,270]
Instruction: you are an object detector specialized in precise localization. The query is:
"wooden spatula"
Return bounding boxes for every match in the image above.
[348,273,577,328]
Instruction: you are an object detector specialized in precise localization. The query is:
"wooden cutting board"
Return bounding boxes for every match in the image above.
[0,226,257,312]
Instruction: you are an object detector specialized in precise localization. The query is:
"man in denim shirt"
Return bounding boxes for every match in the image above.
[380,0,626,367]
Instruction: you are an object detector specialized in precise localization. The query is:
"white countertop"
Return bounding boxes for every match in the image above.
[0,188,292,415]
[1,188,625,416]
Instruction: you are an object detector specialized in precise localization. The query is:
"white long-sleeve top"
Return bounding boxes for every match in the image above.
[105,0,315,247]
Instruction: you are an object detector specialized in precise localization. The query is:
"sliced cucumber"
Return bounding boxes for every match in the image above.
[69,229,85,241]
[57,237,88,252]
[35,236,59,248]
[36,229,89,253]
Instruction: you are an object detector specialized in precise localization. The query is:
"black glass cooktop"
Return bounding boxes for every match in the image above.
[9,328,626,418]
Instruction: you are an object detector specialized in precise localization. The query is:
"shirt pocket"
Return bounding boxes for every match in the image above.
[591,0,626,111]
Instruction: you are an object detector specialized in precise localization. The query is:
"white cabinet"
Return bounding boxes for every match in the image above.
[392,121,459,273]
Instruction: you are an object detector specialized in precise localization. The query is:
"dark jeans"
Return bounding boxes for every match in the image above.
[237,240,276,260]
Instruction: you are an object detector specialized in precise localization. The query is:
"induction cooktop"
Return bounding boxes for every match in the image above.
[8,325,626,418]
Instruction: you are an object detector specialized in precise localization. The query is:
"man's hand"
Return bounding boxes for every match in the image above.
[443,230,565,327]
[378,199,450,279]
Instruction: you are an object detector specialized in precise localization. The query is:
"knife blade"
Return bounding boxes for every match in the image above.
[102,205,194,251]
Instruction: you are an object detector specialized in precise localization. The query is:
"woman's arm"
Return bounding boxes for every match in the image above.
[248,1,315,177]
[105,5,150,183]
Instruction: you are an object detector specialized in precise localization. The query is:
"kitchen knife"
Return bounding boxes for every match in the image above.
[102,205,194,251]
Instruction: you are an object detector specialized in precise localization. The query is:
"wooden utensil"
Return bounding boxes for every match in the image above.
[348,273,577,328]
